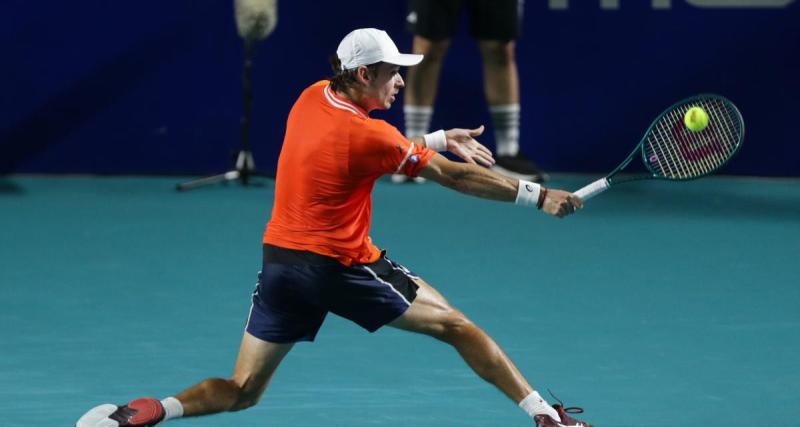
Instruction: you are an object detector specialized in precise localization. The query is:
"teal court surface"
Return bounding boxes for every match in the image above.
[1,174,798,427]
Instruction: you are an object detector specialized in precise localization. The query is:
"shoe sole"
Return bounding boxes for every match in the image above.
[76,404,118,427]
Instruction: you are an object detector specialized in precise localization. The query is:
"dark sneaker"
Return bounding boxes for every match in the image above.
[390,174,426,184]
[76,397,165,427]
[491,153,549,182]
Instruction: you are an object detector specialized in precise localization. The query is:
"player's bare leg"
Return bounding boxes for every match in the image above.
[389,278,531,402]
[76,332,292,426]
[175,332,293,416]
[389,279,592,425]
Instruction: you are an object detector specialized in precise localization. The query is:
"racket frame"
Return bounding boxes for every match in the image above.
[575,94,745,200]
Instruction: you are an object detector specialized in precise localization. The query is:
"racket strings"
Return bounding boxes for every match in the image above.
[644,98,742,179]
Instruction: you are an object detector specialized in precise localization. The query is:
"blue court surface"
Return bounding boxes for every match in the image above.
[1,174,798,427]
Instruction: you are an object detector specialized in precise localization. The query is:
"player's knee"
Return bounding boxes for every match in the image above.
[228,377,266,412]
[230,392,261,412]
[229,385,263,411]
[435,309,475,343]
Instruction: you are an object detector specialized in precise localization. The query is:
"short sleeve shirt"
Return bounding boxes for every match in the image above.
[263,81,436,265]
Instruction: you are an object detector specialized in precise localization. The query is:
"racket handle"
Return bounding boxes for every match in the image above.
[574,178,610,201]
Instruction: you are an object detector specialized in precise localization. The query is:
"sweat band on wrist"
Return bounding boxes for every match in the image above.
[537,187,548,210]
[515,180,542,207]
[423,129,447,152]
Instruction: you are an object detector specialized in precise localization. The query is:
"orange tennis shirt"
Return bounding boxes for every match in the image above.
[263,81,436,266]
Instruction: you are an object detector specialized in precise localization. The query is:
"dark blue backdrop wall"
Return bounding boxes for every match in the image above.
[2,0,798,176]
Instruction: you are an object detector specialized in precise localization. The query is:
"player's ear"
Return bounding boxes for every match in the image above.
[355,65,372,84]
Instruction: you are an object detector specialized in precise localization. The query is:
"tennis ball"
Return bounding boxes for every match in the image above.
[684,106,709,132]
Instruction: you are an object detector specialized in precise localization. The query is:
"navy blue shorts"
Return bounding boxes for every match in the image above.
[245,244,420,343]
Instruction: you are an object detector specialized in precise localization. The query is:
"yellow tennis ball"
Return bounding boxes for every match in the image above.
[684,106,709,132]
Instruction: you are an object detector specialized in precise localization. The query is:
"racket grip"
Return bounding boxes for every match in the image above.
[574,178,610,201]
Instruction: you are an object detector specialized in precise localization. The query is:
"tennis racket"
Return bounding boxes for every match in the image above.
[574,94,745,201]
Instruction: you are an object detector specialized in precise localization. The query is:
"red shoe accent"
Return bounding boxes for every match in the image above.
[554,404,593,427]
[126,398,164,426]
[533,391,593,427]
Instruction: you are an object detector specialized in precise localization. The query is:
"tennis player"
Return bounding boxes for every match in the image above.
[76,28,590,427]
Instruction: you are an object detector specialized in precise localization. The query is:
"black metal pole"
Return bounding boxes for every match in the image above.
[176,37,271,191]
[240,38,255,185]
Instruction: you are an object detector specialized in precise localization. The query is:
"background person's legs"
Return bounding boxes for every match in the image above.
[389,277,532,403]
[478,39,547,181]
[478,40,519,108]
[403,0,459,140]
[405,36,451,109]
[479,39,520,158]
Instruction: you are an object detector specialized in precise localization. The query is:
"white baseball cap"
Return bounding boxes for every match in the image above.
[336,28,423,71]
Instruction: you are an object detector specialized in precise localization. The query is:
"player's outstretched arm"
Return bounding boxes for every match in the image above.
[418,154,582,218]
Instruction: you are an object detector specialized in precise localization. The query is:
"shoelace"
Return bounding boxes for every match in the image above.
[547,389,585,414]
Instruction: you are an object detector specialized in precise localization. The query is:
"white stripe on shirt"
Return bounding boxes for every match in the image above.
[324,85,366,118]
[394,143,415,174]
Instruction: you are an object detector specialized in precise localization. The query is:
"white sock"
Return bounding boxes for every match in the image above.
[490,104,520,156]
[404,105,433,139]
[518,390,561,422]
[160,397,184,421]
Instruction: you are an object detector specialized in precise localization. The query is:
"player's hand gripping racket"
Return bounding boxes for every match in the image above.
[575,94,745,201]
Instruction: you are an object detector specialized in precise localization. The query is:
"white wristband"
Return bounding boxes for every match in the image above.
[515,180,541,207]
[423,129,447,152]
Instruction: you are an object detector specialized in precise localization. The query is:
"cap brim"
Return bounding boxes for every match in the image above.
[383,53,424,67]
